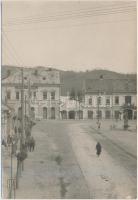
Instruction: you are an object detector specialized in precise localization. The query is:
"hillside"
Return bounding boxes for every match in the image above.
[2,65,136,95]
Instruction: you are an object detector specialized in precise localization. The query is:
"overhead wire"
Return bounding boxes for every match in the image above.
[3,17,136,33]
[2,36,22,66]
[2,31,25,66]
[3,4,136,27]
[3,2,136,22]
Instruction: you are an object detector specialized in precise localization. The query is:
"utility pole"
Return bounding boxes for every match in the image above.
[97,90,100,124]
[16,68,25,188]
[25,95,27,137]
[20,68,24,151]
[28,79,31,120]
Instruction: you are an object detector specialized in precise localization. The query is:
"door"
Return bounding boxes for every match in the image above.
[97,110,102,119]
[51,107,55,119]
[114,110,119,119]
[43,107,47,119]
[88,110,93,119]
[105,110,111,119]
[127,109,132,120]
[18,107,22,119]
[78,110,83,119]
[61,110,67,119]
[69,111,75,119]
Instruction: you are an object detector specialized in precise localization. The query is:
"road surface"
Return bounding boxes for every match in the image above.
[16,120,137,199]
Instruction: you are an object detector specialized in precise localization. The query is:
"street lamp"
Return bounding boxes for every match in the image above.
[97,75,103,127]
[123,102,131,130]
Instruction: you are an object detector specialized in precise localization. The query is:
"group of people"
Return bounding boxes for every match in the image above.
[2,134,36,156]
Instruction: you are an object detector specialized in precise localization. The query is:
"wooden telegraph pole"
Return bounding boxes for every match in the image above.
[20,68,25,151]
[16,68,25,189]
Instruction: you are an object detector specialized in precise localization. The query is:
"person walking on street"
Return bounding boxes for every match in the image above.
[31,136,35,151]
[96,142,102,156]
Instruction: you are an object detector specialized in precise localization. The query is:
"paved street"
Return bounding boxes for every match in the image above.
[16,120,137,199]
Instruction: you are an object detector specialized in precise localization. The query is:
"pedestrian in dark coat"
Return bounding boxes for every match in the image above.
[31,137,35,151]
[96,142,102,156]
[28,136,35,152]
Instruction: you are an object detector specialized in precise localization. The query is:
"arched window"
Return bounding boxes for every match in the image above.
[43,107,47,119]
[89,98,92,105]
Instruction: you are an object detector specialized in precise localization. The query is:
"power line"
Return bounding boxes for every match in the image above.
[3,5,136,27]
[2,31,25,66]
[3,18,136,33]
[2,36,22,66]
[3,2,136,22]
[5,2,136,22]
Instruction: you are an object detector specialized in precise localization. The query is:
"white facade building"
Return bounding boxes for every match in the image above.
[60,96,84,119]
[83,79,137,120]
[2,68,61,120]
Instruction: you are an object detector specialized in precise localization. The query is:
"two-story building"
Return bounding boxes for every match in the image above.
[83,79,137,120]
[2,68,61,120]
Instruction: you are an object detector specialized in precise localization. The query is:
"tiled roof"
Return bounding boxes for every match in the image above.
[2,69,60,85]
[85,79,136,94]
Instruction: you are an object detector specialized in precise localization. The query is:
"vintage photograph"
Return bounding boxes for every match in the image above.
[1,0,137,199]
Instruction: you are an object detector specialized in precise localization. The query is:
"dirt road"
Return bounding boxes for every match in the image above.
[16,120,137,199]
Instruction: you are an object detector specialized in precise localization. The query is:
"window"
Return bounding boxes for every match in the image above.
[16,91,19,100]
[97,97,101,105]
[125,96,131,105]
[43,77,46,80]
[115,96,119,105]
[51,91,55,100]
[43,91,47,100]
[106,97,110,105]
[7,91,11,100]
[24,77,27,80]
[89,98,92,105]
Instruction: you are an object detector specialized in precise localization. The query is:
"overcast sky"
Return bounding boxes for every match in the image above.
[2,0,137,73]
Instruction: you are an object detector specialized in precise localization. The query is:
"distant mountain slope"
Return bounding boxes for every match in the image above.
[60,69,136,95]
[2,65,136,95]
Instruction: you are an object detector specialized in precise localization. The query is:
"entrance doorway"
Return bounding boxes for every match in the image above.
[61,110,67,119]
[105,110,111,119]
[51,107,55,119]
[18,107,22,119]
[88,110,93,119]
[68,111,75,119]
[43,107,47,119]
[127,109,133,120]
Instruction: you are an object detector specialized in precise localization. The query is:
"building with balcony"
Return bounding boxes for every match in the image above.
[2,68,61,120]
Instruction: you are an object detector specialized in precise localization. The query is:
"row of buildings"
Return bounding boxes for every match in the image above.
[2,68,137,122]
